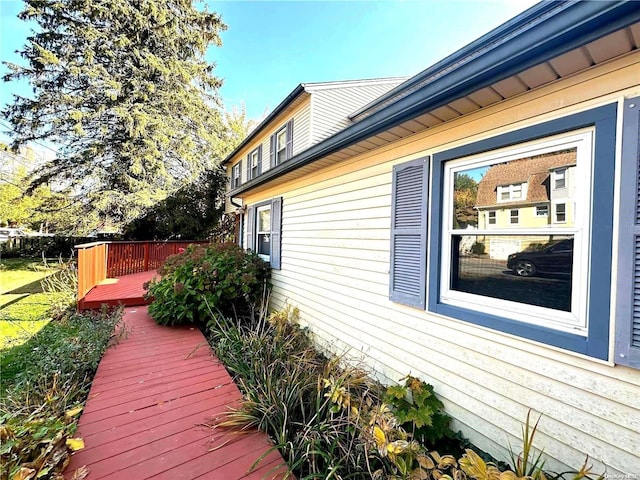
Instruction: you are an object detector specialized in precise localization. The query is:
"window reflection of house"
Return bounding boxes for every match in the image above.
[475,151,576,230]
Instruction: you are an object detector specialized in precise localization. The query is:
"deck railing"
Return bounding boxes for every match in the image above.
[75,241,206,301]
[76,242,108,301]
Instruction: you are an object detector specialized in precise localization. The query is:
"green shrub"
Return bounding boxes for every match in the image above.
[209,307,382,478]
[470,242,486,255]
[384,375,453,447]
[145,242,270,326]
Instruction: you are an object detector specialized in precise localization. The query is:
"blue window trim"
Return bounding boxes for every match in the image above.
[429,104,617,360]
[249,198,282,270]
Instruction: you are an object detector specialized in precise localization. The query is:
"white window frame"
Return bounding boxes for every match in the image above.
[256,204,271,261]
[554,202,567,223]
[536,205,549,217]
[232,163,241,188]
[249,148,260,179]
[487,211,496,225]
[509,209,519,224]
[275,127,287,166]
[554,168,567,189]
[497,182,526,202]
[440,129,593,335]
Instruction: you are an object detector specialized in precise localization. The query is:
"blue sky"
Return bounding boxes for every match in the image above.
[0,0,537,143]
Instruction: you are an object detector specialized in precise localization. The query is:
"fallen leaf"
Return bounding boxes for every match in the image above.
[12,467,36,480]
[65,406,83,419]
[65,438,85,451]
[70,466,90,480]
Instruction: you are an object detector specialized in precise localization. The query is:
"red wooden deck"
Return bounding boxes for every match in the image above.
[79,270,158,310]
[65,306,291,480]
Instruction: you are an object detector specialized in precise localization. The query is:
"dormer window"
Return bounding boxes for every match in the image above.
[497,183,525,202]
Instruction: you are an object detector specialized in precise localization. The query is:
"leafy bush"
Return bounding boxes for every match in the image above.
[0,306,124,480]
[146,242,270,326]
[0,236,94,258]
[384,375,453,447]
[470,241,486,255]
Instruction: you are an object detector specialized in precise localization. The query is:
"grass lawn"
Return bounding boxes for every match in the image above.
[0,293,66,349]
[0,293,28,308]
[0,258,70,349]
[0,257,59,294]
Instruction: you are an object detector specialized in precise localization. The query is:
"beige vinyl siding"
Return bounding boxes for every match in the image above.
[227,96,312,181]
[311,83,403,144]
[243,52,640,473]
[292,100,311,157]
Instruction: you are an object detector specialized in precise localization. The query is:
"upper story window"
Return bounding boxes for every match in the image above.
[536,205,549,217]
[554,202,567,223]
[232,163,241,189]
[248,146,262,181]
[270,119,293,168]
[276,128,287,165]
[554,168,567,189]
[497,183,525,202]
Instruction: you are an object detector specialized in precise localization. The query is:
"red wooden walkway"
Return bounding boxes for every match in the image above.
[65,306,290,480]
[79,271,158,310]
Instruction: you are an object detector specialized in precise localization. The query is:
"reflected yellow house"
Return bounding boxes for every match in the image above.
[475,151,576,229]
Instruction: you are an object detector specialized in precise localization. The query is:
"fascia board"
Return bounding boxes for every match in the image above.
[229,1,640,196]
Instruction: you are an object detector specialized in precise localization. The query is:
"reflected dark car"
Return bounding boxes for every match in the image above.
[506,239,573,277]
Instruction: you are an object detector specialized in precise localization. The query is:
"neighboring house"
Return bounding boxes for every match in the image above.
[225,1,640,473]
[473,152,576,259]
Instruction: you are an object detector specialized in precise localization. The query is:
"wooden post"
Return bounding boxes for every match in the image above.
[143,242,150,272]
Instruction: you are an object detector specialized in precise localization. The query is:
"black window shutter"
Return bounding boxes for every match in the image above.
[257,145,263,176]
[270,197,282,269]
[270,133,276,168]
[615,96,640,368]
[286,119,294,160]
[246,205,255,253]
[389,156,429,308]
[246,153,251,180]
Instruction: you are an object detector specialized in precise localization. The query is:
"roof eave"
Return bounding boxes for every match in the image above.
[221,84,306,165]
[229,0,640,196]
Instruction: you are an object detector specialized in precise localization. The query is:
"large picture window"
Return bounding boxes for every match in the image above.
[441,131,592,334]
[425,104,617,360]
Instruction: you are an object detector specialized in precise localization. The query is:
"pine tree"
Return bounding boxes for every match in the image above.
[3,0,229,225]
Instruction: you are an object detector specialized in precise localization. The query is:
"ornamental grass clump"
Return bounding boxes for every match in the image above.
[208,306,458,479]
[145,242,270,326]
[207,306,605,480]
